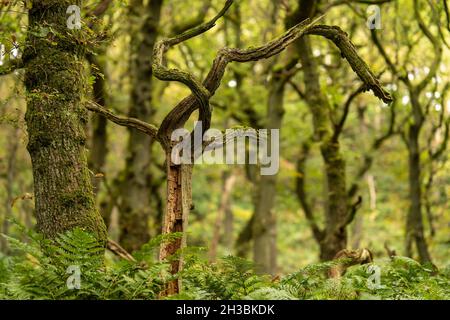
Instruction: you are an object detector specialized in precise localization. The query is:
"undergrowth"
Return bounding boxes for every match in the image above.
[0,228,448,300]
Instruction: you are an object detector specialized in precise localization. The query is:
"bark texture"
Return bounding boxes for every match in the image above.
[294,1,348,261]
[160,155,193,295]
[405,96,432,263]
[24,0,107,243]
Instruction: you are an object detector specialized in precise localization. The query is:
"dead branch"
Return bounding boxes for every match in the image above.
[86,101,159,140]
[107,239,136,262]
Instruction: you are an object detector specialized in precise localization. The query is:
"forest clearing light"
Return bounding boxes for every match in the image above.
[433,76,442,84]
[402,95,410,105]
[228,79,237,88]
[171,121,279,175]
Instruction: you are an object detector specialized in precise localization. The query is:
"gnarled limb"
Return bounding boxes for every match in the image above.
[107,239,136,262]
[158,15,392,149]
[153,0,234,136]
[86,101,159,140]
[305,25,392,104]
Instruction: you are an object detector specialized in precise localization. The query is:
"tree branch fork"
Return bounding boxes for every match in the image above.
[85,0,391,150]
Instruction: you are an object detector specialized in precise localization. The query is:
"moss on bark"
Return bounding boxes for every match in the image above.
[24,0,107,244]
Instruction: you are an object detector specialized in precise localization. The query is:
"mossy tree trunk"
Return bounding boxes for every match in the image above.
[290,0,349,261]
[24,0,107,243]
[405,95,432,264]
[297,35,348,261]
[118,0,163,252]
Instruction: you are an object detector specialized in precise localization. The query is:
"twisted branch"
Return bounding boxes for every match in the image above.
[152,0,234,135]
[86,101,159,140]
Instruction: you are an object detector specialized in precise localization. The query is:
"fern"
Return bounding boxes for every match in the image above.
[0,228,170,300]
[0,227,448,300]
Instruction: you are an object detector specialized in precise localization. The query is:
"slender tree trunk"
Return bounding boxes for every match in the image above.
[160,152,193,295]
[0,129,19,252]
[405,124,432,264]
[320,141,348,260]
[223,193,234,252]
[23,0,107,243]
[252,79,285,274]
[118,0,163,252]
[209,171,236,262]
[351,108,368,248]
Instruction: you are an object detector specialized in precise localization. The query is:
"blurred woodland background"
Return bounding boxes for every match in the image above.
[0,0,449,297]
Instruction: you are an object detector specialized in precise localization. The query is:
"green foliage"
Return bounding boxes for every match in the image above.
[174,255,273,300]
[345,258,450,300]
[0,228,170,300]
[173,253,450,300]
[0,228,448,300]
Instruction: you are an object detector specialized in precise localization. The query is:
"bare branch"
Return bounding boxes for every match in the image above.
[333,84,366,141]
[306,25,392,103]
[288,79,306,100]
[154,11,391,152]
[413,0,442,94]
[107,239,136,262]
[170,0,212,36]
[153,0,234,133]
[445,0,450,32]
[344,195,362,227]
[86,101,159,140]
[156,15,323,147]
[87,0,113,18]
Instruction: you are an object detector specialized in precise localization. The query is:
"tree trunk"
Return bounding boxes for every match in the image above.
[118,0,163,252]
[252,79,285,274]
[405,124,432,264]
[209,171,236,262]
[0,129,19,252]
[297,35,348,261]
[319,141,348,261]
[24,0,107,243]
[160,152,193,295]
[223,187,234,251]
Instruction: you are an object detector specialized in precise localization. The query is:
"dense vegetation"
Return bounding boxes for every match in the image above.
[0,228,448,300]
[0,0,448,300]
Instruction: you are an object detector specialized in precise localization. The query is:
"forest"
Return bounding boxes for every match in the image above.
[0,0,448,301]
